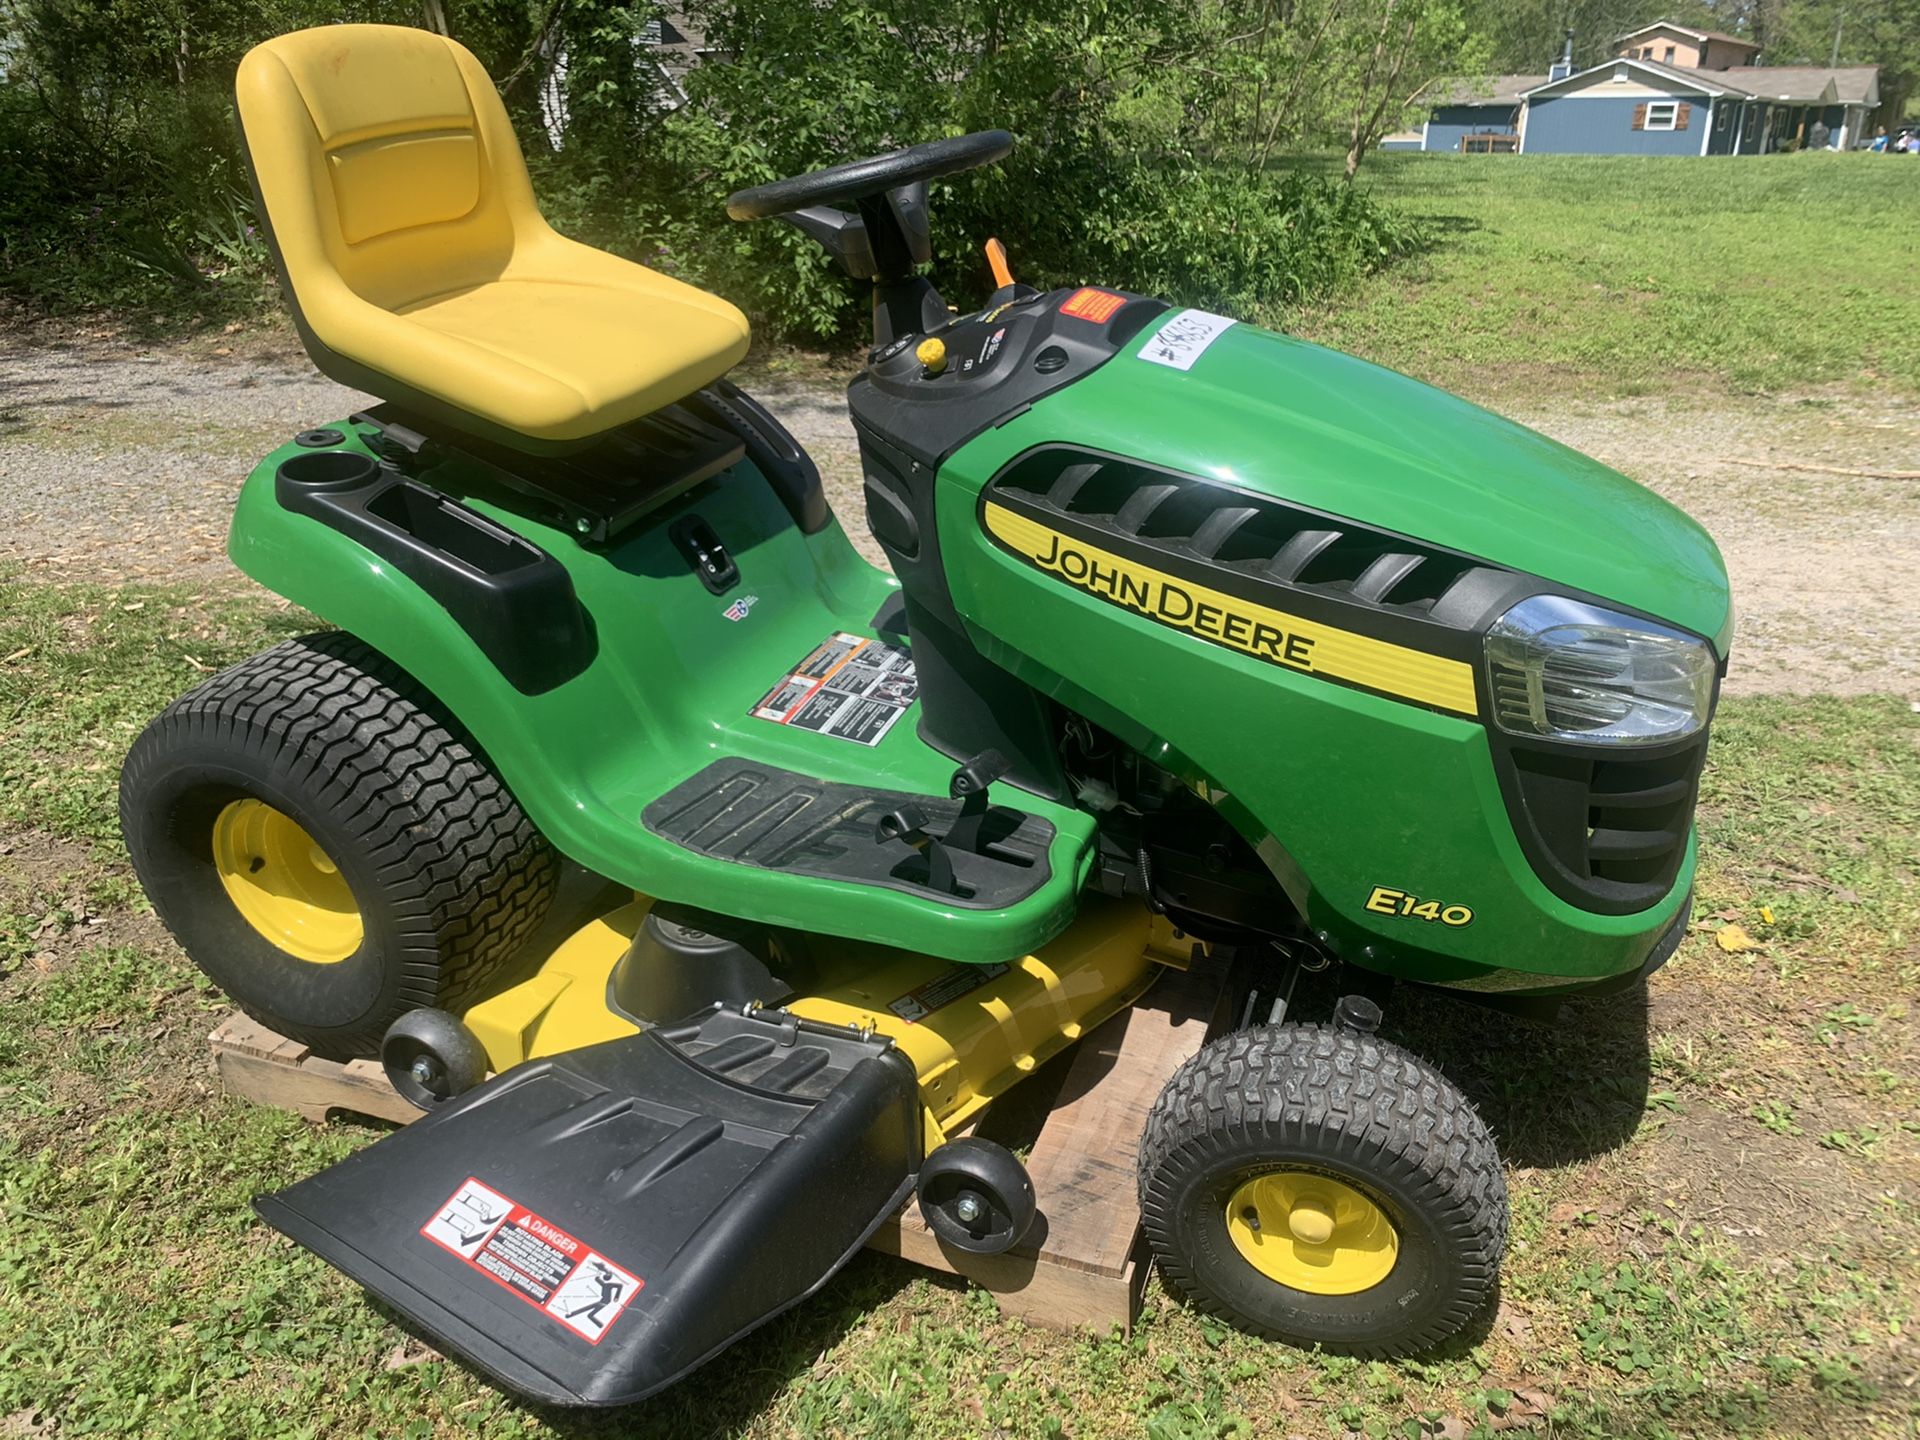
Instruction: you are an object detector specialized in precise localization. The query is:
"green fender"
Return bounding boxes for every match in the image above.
[228,426,1096,964]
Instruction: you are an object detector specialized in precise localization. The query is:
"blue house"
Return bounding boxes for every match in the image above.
[1385,19,1882,156]
[1522,56,1880,154]
[1380,74,1540,152]
[1524,58,1738,155]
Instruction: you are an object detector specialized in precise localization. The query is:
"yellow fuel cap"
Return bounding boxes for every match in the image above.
[915,337,947,376]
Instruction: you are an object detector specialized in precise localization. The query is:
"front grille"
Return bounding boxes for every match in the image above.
[1498,739,1704,913]
[988,447,1511,623]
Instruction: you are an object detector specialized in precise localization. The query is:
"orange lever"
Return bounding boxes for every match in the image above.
[984,237,1015,290]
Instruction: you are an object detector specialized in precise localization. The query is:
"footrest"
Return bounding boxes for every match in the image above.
[641,757,1055,907]
[254,1007,920,1407]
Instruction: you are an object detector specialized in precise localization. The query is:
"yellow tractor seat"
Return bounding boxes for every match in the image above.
[235,25,750,447]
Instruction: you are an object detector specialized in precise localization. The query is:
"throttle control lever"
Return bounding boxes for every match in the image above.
[876,803,957,896]
[945,749,1008,854]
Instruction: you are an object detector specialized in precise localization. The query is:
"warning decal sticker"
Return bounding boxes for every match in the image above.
[1059,287,1127,324]
[421,1178,642,1345]
[1136,309,1237,372]
[887,962,1011,1023]
[750,631,918,748]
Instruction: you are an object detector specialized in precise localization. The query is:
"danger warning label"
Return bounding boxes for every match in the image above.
[750,631,918,747]
[421,1178,642,1344]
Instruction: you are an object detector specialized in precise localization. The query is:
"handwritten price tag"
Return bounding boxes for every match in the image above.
[1136,310,1236,371]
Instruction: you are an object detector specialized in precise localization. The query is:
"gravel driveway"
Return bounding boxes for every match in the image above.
[4,329,1915,699]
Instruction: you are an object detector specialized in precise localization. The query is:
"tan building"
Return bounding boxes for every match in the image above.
[1613,22,1761,72]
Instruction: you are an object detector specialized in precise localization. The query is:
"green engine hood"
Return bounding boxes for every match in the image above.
[1001,314,1732,654]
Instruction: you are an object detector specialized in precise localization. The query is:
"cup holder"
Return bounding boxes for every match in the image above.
[277,449,380,493]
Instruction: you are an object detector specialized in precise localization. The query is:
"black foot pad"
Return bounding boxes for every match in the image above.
[255,1007,920,1407]
[641,757,1054,907]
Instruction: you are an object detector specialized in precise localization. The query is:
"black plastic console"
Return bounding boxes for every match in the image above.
[276,449,594,694]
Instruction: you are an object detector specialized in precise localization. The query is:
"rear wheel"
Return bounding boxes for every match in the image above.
[120,633,556,1059]
[1138,1023,1505,1357]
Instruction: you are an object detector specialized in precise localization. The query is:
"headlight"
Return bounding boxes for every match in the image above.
[1485,596,1714,747]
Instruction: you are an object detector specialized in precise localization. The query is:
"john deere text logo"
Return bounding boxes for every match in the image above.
[981,501,1478,716]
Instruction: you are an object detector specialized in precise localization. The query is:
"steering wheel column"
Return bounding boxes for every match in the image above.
[727,131,1014,349]
[780,184,947,346]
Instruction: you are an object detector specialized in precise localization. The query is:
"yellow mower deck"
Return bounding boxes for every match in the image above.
[462,895,1190,1150]
[236,896,1221,1404]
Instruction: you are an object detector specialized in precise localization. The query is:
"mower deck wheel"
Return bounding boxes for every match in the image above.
[1138,1023,1506,1357]
[120,632,557,1060]
[382,1007,490,1109]
[917,1137,1037,1254]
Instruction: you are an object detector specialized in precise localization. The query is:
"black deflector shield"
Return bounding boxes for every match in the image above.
[255,1007,920,1407]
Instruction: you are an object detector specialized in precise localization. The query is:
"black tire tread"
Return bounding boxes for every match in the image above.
[1138,1023,1506,1357]
[121,632,555,1053]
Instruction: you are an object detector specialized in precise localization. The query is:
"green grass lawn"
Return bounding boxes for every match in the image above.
[2,572,1916,1438]
[1287,152,1920,401]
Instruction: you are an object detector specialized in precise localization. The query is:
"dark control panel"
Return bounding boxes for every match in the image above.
[848,287,1169,469]
[845,285,1171,800]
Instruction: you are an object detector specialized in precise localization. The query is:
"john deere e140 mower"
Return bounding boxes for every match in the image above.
[118,23,1731,1407]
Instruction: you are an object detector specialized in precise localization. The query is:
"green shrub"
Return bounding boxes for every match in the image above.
[0,0,1424,339]
[0,0,420,318]
[528,0,1425,339]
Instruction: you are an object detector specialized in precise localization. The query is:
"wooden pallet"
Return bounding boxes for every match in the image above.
[209,960,1223,1334]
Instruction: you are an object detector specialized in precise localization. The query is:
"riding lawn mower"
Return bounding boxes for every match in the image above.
[117,23,1732,1409]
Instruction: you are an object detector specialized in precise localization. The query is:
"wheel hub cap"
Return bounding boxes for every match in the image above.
[1225,1172,1399,1295]
[211,799,363,963]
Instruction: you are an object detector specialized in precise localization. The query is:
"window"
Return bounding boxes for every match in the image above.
[1715,104,1730,131]
[1645,101,1679,130]
[1663,45,1676,62]
[1614,63,1630,81]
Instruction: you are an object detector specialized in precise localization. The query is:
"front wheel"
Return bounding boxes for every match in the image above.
[1138,1024,1506,1357]
[120,633,557,1059]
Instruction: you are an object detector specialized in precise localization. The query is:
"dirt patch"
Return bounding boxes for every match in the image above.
[0,332,888,580]
[0,332,360,585]
[1504,391,1920,700]
[0,826,104,890]
[0,824,219,1139]
[0,829,167,971]
[1629,1103,1907,1262]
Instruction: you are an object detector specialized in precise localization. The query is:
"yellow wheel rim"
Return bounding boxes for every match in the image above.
[1225,1171,1399,1295]
[211,799,363,964]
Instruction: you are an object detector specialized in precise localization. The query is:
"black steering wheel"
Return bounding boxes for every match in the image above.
[725,131,1013,221]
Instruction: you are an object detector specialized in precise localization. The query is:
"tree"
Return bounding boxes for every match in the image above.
[1183,0,1481,178]
[1742,0,1920,118]
[1460,0,1725,74]
[1328,0,1477,178]
[0,0,1424,330]
[1181,0,1352,174]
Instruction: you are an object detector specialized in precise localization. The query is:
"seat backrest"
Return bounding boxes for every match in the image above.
[236,25,543,313]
